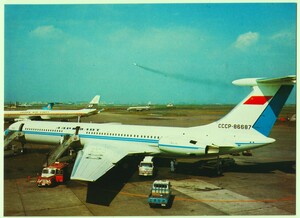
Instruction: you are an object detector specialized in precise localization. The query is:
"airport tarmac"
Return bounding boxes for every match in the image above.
[3,106,296,216]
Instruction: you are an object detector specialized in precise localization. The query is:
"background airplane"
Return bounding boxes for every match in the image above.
[127,101,152,111]
[4,95,100,122]
[5,75,295,182]
[127,106,150,111]
[17,103,32,107]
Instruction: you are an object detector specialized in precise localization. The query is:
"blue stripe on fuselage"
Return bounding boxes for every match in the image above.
[235,142,266,147]
[24,130,62,137]
[159,144,203,150]
[79,134,158,144]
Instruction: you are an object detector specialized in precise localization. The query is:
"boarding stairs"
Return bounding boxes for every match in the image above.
[4,131,25,149]
[45,134,80,166]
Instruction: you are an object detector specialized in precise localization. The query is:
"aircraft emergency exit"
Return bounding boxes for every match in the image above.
[4,95,100,122]
[5,76,296,182]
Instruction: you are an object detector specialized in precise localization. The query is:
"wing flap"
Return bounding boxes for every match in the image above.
[71,143,127,182]
[70,140,159,182]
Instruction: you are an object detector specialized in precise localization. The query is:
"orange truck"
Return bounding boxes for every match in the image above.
[36,162,70,187]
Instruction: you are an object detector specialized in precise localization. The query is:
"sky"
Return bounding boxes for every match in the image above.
[4,3,297,105]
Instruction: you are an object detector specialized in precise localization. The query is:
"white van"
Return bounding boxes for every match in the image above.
[138,156,154,176]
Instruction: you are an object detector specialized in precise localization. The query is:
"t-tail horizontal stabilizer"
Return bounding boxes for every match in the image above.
[215,75,296,136]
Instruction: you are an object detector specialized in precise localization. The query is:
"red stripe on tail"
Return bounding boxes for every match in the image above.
[244,96,272,105]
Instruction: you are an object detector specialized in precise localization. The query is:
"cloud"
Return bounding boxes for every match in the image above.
[30,25,64,39]
[233,31,259,50]
[270,29,295,47]
[29,24,92,55]
[137,27,206,52]
[108,26,206,54]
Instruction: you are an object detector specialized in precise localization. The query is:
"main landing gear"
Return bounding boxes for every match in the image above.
[169,156,235,177]
[199,156,224,177]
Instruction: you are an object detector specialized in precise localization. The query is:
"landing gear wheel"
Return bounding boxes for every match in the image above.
[215,157,223,176]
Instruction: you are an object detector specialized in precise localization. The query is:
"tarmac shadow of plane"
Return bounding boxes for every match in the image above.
[229,160,295,174]
[86,156,140,205]
[171,159,295,176]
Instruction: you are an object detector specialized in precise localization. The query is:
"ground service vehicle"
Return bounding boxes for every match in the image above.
[148,180,172,208]
[4,144,23,157]
[138,156,154,176]
[36,162,70,187]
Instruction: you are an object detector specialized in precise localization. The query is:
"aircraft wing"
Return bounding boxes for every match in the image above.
[70,141,158,182]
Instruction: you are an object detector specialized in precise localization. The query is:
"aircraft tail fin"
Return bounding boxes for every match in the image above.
[42,103,54,110]
[86,95,100,109]
[215,75,296,136]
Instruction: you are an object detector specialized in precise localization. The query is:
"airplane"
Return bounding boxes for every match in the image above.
[4,95,100,122]
[166,103,174,108]
[4,102,17,109]
[127,105,151,111]
[4,102,54,114]
[5,75,295,182]
[17,103,32,107]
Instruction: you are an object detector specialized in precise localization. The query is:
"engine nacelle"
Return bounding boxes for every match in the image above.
[158,137,219,156]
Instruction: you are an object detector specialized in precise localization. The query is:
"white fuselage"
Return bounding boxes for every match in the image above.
[127,106,150,111]
[8,120,275,158]
[4,109,97,121]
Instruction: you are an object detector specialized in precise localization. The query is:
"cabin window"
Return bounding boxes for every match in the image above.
[190,140,197,145]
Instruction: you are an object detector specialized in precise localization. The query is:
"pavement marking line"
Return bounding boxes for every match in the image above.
[120,191,148,198]
[77,181,294,215]
[120,190,294,203]
[174,196,295,203]
[111,184,294,205]
[15,179,27,215]
[170,179,293,215]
